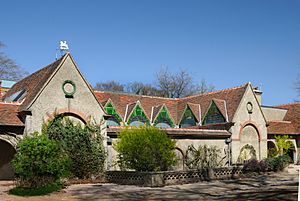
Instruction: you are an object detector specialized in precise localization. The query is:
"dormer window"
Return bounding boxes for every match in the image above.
[4,89,26,102]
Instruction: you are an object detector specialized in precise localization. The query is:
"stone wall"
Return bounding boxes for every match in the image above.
[24,56,106,142]
[106,167,243,187]
[230,85,268,163]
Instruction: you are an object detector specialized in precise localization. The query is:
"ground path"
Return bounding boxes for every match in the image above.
[0,165,299,201]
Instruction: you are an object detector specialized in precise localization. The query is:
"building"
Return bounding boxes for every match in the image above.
[0,80,16,99]
[0,53,299,179]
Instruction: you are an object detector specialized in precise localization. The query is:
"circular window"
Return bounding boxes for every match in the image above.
[62,80,76,97]
[246,102,253,113]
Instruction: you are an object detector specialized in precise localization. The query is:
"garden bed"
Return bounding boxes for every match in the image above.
[106,166,243,187]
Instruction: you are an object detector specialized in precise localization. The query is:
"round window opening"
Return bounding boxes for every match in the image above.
[247,102,253,113]
[62,80,76,97]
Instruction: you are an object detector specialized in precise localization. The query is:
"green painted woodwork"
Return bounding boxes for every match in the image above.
[127,104,150,125]
[62,80,76,98]
[179,106,197,128]
[105,102,122,123]
[154,106,174,127]
[202,101,225,125]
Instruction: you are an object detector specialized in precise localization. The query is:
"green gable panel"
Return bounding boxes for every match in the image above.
[128,104,150,125]
[179,106,197,128]
[105,102,122,123]
[154,106,174,128]
[202,101,225,125]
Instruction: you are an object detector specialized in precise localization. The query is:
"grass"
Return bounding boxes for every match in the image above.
[9,182,62,196]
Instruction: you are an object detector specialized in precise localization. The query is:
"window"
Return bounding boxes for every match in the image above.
[179,106,197,128]
[202,101,225,125]
[154,106,174,128]
[105,102,122,125]
[128,104,150,126]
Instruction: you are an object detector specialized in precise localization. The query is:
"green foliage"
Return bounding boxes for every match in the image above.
[242,159,267,173]
[242,155,291,173]
[267,147,278,158]
[185,144,221,170]
[264,155,291,172]
[115,126,177,171]
[9,182,62,196]
[12,132,70,188]
[275,135,293,156]
[44,116,106,179]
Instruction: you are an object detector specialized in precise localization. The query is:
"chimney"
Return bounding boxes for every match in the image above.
[253,87,262,105]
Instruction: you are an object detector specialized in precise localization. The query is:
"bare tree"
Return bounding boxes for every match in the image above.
[94,81,124,92]
[156,67,214,98]
[126,82,162,96]
[195,79,215,94]
[0,42,27,80]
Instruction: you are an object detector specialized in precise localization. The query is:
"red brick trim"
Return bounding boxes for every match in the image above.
[238,121,261,141]
[44,108,89,124]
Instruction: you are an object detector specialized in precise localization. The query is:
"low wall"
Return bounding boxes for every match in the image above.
[106,167,243,187]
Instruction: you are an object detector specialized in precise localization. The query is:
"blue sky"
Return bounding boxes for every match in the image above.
[1,0,299,106]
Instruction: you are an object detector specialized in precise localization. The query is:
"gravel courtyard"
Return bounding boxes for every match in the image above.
[0,166,298,201]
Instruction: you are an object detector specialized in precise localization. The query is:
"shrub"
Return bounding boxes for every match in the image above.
[115,126,177,171]
[12,133,70,188]
[242,159,266,173]
[9,182,62,196]
[186,144,221,170]
[44,116,106,179]
[242,155,291,173]
[264,154,291,172]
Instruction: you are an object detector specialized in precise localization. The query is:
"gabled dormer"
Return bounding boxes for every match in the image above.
[179,104,199,128]
[104,99,123,126]
[152,104,175,128]
[202,99,227,125]
[125,101,150,126]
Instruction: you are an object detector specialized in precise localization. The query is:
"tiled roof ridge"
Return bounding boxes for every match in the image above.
[94,90,177,100]
[94,82,249,101]
[274,101,300,108]
[179,82,249,100]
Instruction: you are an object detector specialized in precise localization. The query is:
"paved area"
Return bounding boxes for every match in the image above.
[0,166,299,201]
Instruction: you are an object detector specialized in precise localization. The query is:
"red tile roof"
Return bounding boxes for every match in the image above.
[3,54,67,111]
[268,102,300,135]
[267,121,297,135]
[0,103,23,126]
[95,83,248,125]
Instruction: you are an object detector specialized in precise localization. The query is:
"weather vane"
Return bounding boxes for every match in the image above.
[56,40,69,60]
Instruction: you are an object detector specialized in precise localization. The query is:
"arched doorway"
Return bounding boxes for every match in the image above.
[285,141,296,164]
[171,148,185,170]
[267,141,278,157]
[0,139,16,180]
[238,124,260,163]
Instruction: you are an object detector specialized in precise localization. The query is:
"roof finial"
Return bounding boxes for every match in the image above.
[56,40,70,60]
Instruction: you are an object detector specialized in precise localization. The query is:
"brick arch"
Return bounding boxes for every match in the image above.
[44,108,90,124]
[239,121,262,141]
